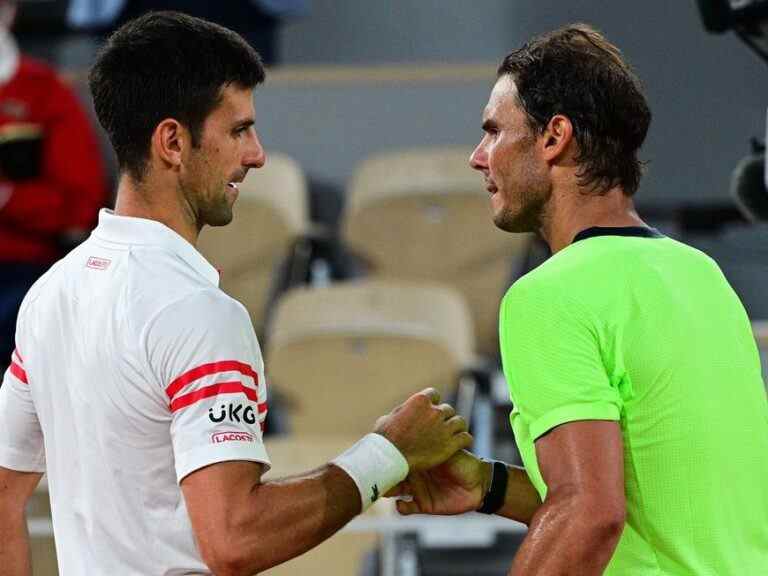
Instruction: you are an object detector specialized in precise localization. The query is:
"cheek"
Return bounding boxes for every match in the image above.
[488,142,515,182]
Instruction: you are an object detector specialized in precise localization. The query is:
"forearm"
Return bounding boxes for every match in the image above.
[495,464,542,525]
[509,493,623,576]
[214,464,361,575]
[0,509,33,576]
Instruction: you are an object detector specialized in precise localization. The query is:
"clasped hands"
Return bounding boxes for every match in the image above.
[374,387,494,516]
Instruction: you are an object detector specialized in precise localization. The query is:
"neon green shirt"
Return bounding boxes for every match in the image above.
[499,227,768,575]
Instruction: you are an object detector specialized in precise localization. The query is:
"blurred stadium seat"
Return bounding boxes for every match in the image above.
[341,147,531,358]
[266,279,474,435]
[198,152,309,336]
[262,435,389,576]
[26,478,56,575]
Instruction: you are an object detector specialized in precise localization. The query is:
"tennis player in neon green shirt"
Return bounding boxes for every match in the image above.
[391,23,768,575]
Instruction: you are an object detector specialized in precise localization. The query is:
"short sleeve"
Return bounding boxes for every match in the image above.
[0,348,46,472]
[143,290,270,483]
[499,281,621,441]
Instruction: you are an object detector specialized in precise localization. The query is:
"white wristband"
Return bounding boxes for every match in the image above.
[331,433,409,512]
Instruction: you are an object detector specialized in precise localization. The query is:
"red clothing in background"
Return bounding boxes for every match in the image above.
[0,56,106,264]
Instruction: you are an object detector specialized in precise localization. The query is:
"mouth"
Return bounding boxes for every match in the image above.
[228,171,247,191]
[486,182,498,195]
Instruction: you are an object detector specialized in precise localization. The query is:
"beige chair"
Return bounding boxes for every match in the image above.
[262,435,392,576]
[198,152,308,334]
[27,479,58,576]
[342,146,531,357]
[753,321,768,391]
[754,321,768,348]
[266,279,474,436]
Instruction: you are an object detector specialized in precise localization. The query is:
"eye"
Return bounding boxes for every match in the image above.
[233,125,253,138]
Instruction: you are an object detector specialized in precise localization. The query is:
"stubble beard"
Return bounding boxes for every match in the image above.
[180,173,235,230]
[493,183,551,234]
[200,188,235,227]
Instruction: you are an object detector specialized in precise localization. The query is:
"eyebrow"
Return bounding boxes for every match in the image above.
[232,118,255,131]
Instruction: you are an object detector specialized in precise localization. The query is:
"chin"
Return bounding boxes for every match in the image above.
[493,212,529,233]
[203,205,234,227]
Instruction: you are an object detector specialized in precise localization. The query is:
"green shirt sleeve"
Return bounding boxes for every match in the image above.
[499,279,622,441]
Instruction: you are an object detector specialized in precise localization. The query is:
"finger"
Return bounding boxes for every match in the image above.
[396,499,422,516]
[453,431,474,451]
[438,403,456,420]
[446,414,467,433]
[419,387,441,405]
[408,472,432,511]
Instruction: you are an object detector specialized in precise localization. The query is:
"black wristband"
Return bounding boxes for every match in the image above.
[477,460,508,514]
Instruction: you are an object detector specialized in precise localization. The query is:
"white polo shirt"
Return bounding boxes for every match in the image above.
[0,209,270,575]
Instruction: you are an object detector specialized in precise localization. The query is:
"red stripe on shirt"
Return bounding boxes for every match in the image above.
[10,361,28,384]
[170,381,263,413]
[165,360,259,400]
[12,347,23,364]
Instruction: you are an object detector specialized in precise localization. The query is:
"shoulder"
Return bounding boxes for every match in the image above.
[17,258,69,318]
[659,236,721,269]
[144,287,254,347]
[142,288,262,388]
[501,250,578,312]
[500,245,603,334]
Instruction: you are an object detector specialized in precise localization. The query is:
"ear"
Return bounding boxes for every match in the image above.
[151,118,188,170]
[540,114,574,163]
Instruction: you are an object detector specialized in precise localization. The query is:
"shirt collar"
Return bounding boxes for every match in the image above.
[572,226,664,244]
[92,209,220,286]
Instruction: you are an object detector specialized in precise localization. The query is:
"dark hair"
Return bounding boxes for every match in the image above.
[498,23,651,196]
[89,11,265,181]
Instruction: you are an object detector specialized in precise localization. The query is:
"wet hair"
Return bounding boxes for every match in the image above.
[498,23,651,195]
[89,11,265,181]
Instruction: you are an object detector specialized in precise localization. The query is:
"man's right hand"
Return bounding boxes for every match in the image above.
[391,450,490,515]
[374,388,472,472]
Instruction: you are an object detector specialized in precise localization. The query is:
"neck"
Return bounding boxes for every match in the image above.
[538,183,646,254]
[113,173,200,246]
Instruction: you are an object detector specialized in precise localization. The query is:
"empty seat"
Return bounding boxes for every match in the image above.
[26,478,58,575]
[342,146,531,358]
[266,279,474,435]
[198,153,309,334]
[262,435,390,576]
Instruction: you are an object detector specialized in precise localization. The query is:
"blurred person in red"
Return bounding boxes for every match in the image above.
[0,0,106,371]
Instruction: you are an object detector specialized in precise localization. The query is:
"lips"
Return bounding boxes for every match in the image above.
[228,171,247,190]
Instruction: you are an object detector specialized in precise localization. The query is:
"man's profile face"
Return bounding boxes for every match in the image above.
[469,75,551,233]
[181,84,265,229]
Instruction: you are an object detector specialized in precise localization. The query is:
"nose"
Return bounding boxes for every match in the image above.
[244,131,266,169]
[469,140,488,172]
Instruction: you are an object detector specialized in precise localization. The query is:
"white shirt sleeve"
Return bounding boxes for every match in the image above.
[0,347,45,472]
[144,289,270,483]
